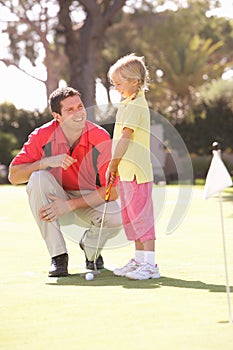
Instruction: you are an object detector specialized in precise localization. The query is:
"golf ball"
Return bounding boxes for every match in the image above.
[85,272,94,281]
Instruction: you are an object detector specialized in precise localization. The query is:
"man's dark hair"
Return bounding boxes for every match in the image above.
[48,87,81,114]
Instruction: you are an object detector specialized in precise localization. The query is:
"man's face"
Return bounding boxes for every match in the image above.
[54,95,87,132]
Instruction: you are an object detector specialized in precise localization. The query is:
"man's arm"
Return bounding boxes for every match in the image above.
[39,176,118,222]
[8,154,77,185]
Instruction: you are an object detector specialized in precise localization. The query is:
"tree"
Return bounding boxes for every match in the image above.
[0,0,68,99]
[175,79,233,155]
[57,0,126,110]
[132,5,231,120]
[101,1,233,120]
[1,0,233,123]
[0,0,126,118]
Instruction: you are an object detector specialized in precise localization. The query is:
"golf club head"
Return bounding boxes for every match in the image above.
[92,263,101,275]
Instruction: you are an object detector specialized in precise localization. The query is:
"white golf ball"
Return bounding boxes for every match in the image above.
[85,272,94,281]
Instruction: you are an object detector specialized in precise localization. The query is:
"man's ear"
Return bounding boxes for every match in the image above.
[52,112,60,121]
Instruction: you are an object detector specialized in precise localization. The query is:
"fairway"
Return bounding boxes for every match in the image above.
[0,184,233,350]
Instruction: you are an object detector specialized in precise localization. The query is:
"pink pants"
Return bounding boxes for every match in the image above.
[119,178,156,242]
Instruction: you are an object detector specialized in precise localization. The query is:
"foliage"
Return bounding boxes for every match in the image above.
[0,102,52,166]
[101,2,233,121]
[0,0,126,113]
[190,153,233,181]
[0,131,18,166]
[0,0,233,168]
[0,0,66,98]
[137,7,231,120]
[190,154,212,179]
[1,0,233,120]
[175,79,233,155]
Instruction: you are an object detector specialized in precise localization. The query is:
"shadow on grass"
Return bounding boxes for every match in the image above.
[222,190,233,203]
[204,188,233,202]
[46,269,233,292]
[217,191,233,218]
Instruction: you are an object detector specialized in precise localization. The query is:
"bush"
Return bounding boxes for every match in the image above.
[190,153,233,182]
[0,163,8,184]
[190,154,211,180]
[0,131,18,166]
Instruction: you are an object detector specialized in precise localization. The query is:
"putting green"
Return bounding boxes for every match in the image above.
[0,185,233,350]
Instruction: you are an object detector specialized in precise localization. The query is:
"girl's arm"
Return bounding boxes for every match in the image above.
[107,127,133,179]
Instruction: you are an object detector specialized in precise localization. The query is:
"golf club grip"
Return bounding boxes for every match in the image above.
[104,180,113,202]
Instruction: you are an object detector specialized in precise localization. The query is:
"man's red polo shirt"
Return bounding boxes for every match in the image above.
[12,119,112,191]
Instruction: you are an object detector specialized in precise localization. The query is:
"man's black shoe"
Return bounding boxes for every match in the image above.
[48,253,69,277]
[86,255,104,270]
[79,239,104,270]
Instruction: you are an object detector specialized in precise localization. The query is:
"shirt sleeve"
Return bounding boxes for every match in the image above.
[122,103,142,132]
[11,128,44,165]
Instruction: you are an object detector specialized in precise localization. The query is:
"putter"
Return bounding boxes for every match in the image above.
[92,177,114,275]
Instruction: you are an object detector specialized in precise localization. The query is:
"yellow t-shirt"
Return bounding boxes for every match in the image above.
[112,91,153,184]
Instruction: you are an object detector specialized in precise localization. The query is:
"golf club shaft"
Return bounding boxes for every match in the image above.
[93,179,114,271]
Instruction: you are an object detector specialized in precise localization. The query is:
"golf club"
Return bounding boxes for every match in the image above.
[92,176,114,275]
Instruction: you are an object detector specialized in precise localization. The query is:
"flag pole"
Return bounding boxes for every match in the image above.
[219,191,232,324]
[212,142,233,324]
[204,142,233,323]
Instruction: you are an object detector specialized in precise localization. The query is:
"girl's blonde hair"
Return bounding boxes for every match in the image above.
[108,53,150,91]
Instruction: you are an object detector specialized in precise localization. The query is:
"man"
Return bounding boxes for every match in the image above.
[8,87,122,277]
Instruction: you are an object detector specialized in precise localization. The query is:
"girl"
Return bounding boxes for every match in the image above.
[106,54,160,280]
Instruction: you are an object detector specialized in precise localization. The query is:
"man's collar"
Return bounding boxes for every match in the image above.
[54,121,89,147]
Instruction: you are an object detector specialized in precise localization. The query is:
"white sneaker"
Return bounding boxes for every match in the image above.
[126,262,160,280]
[113,259,140,277]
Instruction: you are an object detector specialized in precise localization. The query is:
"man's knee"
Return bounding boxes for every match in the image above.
[26,170,53,194]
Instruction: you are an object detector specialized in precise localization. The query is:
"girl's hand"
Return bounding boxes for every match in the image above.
[108,171,117,185]
[106,162,118,184]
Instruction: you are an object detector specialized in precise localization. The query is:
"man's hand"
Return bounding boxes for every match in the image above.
[39,195,72,222]
[42,154,77,170]
[8,153,77,185]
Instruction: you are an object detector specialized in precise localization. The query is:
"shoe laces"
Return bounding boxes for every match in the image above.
[124,259,138,268]
[135,262,155,272]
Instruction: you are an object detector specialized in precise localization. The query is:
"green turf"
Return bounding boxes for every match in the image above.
[0,185,233,350]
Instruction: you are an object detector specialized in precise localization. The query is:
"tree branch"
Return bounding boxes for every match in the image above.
[78,0,99,15]
[0,59,45,83]
[103,0,126,22]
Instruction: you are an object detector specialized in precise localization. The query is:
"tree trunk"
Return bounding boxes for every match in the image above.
[57,0,126,122]
[72,15,98,111]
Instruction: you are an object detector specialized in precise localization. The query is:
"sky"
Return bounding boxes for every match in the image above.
[0,0,233,112]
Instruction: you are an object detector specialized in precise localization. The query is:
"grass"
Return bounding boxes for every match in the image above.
[0,184,233,350]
